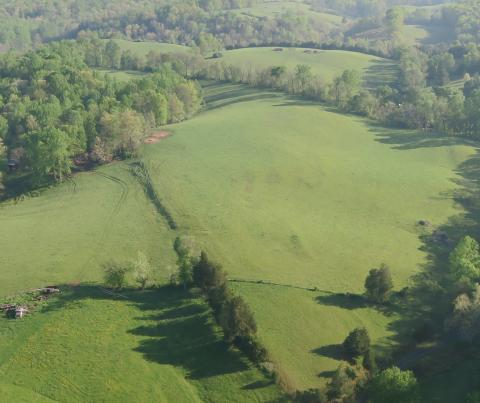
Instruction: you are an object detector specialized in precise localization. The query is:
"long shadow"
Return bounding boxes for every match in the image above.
[372,140,480,400]
[316,293,368,310]
[364,59,400,90]
[40,285,258,381]
[316,292,404,318]
[368,122,477,150]
[202,83,281,111]
[312,344,345,361]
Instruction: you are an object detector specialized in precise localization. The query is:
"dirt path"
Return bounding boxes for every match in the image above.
[144,131,170,144]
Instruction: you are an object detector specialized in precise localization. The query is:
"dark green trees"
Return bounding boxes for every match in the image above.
[0,41,202,190]
[343,327,370,359]
[193,252,227,292]
[191,251,267,363]
[364,264,394,304]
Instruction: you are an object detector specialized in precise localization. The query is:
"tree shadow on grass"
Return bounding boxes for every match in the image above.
[363,59,399,90]
[315,292,403,318]
[376,147,480,395]
[40,285,256,381]
[316,293,368,310]
[312,344,345,361]
[367,122,477,151]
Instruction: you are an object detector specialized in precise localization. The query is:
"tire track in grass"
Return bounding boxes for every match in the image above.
[76,169,130,279]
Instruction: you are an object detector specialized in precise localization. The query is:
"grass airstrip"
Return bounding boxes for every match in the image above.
[0,76,476,399]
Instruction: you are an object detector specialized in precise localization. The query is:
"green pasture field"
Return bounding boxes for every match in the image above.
[211,47,397,86]
[402,23,455,45]
[96,69,147,81]
[109,39,191,56]
[231,1,344,26]
[0,286,279,402]
[139,82,475,388]
[0,78,477,396]
[0,163,177,297]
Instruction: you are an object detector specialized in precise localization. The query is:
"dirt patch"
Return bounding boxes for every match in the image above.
[144,131,171,144]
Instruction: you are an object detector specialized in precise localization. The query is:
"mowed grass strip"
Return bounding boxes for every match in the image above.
[0,286,279,402]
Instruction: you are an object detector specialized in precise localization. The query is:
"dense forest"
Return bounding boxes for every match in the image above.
[0,40,201,192]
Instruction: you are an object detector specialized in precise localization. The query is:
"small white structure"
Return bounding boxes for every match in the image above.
[15,306,28,319]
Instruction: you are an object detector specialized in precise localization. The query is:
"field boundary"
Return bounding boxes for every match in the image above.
[130,161,177,230]
[228,278,334,294]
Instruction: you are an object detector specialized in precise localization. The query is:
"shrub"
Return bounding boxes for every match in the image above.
[103,261,130,289]
[207,283,232,320]
[192,251,226,291]
[363,348,377,374]
[293,388,328,403]
[234,335,269,364]
[364,264,394,304]
[327,363,357,401]
[343,327,371,359]
[368,366,418,403]
[133,252,152,290]
[219,295,257,342]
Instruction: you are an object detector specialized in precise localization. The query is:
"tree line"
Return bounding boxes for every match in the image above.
[198,49,480,139]
[0,40,201,196]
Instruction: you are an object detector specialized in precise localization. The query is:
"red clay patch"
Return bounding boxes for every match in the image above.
[144,131,170,144]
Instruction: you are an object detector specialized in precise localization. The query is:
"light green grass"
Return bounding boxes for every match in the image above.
[1,81,476,394]
[0,286,279,402]
[212,47,396,85]
[96,69,147,81]
[231,1,344,26]
[0,163,177,297]
[139,82,475,388]
[403,23,455,45]
[232,282,395,388]
[402,24,429,44]
[111,39,192,57]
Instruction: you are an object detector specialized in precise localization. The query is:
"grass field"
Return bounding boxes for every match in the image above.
[111,39,397,87]
[0,286,279,402]
[138,82,475,388]
[96,69,147,81]
[403,23,455,45]
[0,80,477,396]
[211,47,397,86]
[109,39,191,57]
[231,1,344,27]
[0,163,177,297]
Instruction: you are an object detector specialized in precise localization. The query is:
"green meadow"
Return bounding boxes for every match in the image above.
[108,39,191,56]
[0,163,177,297]
[212,47,397,85]
[231,1,344,27]
[0,286,279,402]
[402,24,455,45]
[139,82,475,388]
[0,80,476,396]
